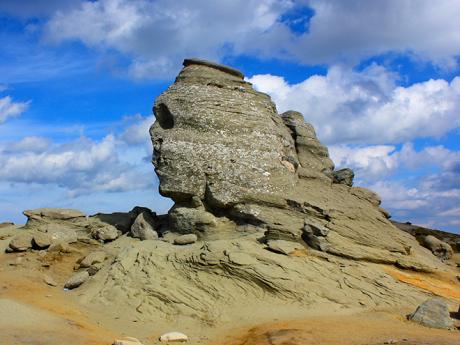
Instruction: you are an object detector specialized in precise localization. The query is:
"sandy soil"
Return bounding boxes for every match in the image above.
[0,226,459,345]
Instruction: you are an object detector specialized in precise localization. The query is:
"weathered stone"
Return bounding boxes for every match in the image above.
[169,206,217,234]
[32,232,52,249]
[148,59,441,270]
[8,233,33,252]
[266,240,303,255]
[422,235,453,260]
[87,264,102,276]
[303,221,329,237]
[281,110,334,176]
[408,297,453,329]
[332,168,354,187]
[79,251,106,268]
[174,234,198,245]
[159,331,188,342]
[43,274,58,287]
[0,222,14,228]
[64,271,89,289]
[88,220,119,242]
[113,337,144,345]
[131,211,158,240]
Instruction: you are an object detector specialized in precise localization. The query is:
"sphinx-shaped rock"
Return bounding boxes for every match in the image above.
[150,59,440,270]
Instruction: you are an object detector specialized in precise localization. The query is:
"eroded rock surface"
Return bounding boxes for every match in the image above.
[150,58,440,270]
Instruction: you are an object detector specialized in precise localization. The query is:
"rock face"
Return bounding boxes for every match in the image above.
[408,297,454,329]
[149,58,439,269]
[421,235,453,260]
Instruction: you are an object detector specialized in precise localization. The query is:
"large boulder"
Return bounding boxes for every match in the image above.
[409,297,454,329]
[131,211,158,240]
[421,235,453,260]
[149,58,440,270]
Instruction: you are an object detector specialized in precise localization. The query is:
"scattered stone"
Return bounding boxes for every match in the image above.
[422,235,453,260]
[64,271,90,290]
[408,297,454,329]
[32,232,51,249]
[303,221,329,237]
[79,251,106,268]
[169,206,217,233]
[113,337,144,345]
[89,220,119,242]
[174,234,198,245]
[267,240,303,255]
[8,233,33,252]
[131,211,158,240]
[332,168,354,187]
[159,331,188,342]
[43,274,58,287]
[48,241,72,253]
[87,264,102,276]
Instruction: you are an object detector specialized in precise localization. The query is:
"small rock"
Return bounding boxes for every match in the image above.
[113,337,144,345]
[90,222,119,242]
[159,331,188,342]
[174,234,198,245]
[87,264,102,276]
[32,232,52,249]
[79,251,106,268]
[303,221,329,237]
[8,233,33,252]
[408,297,454,329]
[131,211,158,240]
[64,271,89,289]
[48,241,72,253]
[43,274,58,287]
[332,168,354,186]
[267,240,303,255]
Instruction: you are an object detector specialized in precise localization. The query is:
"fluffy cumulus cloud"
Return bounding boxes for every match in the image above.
[0,134,154,196]
[44,0,293,78]
[248,65,460,145]
[35,0,460,78]
[0,95,29,123]
[291,0,460,67]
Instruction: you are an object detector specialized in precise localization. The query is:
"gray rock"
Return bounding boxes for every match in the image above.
[422,235,453,260]
[303,221,329,237]
[131,211,158,240]
[332,168,354,187]
[147,58,441,270]
[64,271,90,289]
[8,233,33,252]
[408,297,453,329]
[281,110,334,176]
[174,234,198,245]
[169,206,217,233]
[79,251,106,268]
[88,220,119,242]
[32,232,52,249]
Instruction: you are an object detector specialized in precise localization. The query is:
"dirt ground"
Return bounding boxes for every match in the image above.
[0,234,459,345]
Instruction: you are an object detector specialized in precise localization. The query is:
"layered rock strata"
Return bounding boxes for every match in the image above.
[150,58,437,270]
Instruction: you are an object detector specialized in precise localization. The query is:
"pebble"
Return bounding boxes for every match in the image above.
[113,337,144,345]
[159,331,188,342]
[174,234,197,245]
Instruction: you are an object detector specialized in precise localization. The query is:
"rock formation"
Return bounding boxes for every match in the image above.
[3,59,459,331]
[150,58,436,270]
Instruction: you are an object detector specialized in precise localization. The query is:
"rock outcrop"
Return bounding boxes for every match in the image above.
[150,58,439,270]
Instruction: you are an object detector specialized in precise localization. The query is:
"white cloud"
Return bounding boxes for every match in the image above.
[45,0,292,78]
[329,144,398,178]
[0,136,51,153]
[39,0,460,79]
[0,96,29,123]
[248,65,460,144]
[291,0,460,67]
[120,114,154,146]
[0,134,154,195]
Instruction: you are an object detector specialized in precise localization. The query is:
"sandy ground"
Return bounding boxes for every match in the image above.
[0,225,459,345]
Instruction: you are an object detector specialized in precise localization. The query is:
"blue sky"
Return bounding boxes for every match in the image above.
[1,0,460,233]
